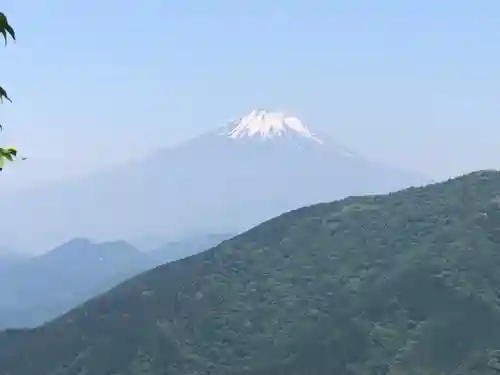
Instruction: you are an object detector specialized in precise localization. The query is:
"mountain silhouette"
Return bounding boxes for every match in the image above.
[0,111,426,249]
[0,234,230,328]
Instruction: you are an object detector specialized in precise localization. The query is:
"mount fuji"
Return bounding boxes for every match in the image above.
[0,109,428,250]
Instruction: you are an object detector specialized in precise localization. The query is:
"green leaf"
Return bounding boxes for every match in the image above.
[0,86,12,103]
[0,147,24,171]
[0,12,15,46]
[6,146,17,156]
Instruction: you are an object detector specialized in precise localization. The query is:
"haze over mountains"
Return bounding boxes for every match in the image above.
[0,249,25,271]
[2,170,500,375]
[0,110,427,251]
[0,233,230,329]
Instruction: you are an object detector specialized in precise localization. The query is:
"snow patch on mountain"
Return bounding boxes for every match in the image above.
[226,109,323,144]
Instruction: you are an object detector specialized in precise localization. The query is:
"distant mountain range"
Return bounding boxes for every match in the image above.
[0,233,230,329]
[0,109,427,250]
[1,170,499,375]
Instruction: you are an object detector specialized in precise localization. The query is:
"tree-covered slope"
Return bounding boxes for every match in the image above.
[2,170,500,375]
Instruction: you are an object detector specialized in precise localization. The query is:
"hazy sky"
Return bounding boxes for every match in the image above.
[1,1,499,191]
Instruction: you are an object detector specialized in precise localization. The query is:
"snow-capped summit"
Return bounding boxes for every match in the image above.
[226,109,323,143]
[0,109,428,250]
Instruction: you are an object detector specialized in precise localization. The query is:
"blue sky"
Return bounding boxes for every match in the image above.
[1,0,500,190]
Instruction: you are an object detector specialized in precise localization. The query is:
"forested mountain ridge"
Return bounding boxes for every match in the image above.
[2,170,500,374]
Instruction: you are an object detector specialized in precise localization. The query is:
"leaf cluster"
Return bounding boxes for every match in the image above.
[0,12,23,170]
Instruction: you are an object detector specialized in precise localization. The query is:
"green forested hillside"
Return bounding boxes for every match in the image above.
[2,170,500,374]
